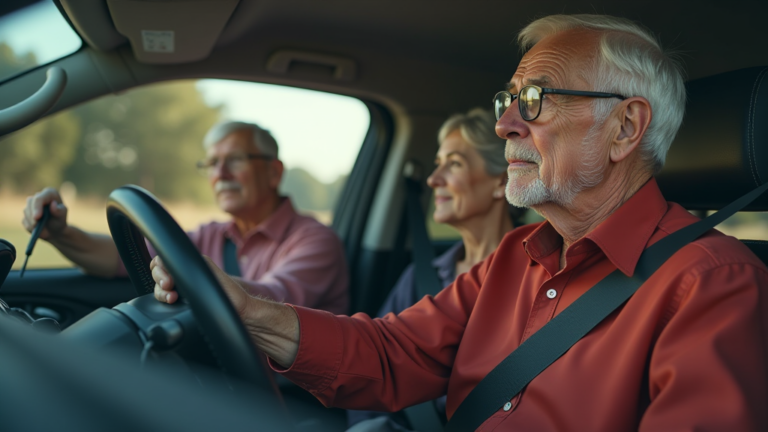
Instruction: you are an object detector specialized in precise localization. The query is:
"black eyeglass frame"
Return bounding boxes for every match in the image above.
[195,153,275,173]
[493,85,627,121]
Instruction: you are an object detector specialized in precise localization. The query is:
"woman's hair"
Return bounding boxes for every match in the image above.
[438,108,508,176]
[518,14,686,174]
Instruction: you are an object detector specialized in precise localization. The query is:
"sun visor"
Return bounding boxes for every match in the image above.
[106,0,240,64]
[60,0,127,51]
[657,67,768,211]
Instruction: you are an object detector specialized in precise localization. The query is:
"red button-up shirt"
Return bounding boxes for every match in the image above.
[277,179,768,431]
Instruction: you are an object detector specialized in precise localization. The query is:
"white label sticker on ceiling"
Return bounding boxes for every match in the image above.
[141,30,175,53]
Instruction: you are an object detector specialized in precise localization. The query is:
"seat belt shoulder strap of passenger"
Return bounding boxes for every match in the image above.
[405,177,442,298]
[223,237,242,277]
[403,176,447,432]
[445,181,768,432]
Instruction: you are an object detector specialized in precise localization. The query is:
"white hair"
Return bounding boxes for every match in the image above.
[438,108,507,176]
[518,14,686,174]
[203,121,279,158]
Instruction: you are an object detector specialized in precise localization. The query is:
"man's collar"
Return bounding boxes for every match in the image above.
[522,178,668,277]
[585,178,668,276]
[225,197,298,243]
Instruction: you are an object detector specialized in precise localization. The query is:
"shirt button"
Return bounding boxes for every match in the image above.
[240,257,248,266]
[503,401,512,412]
[546,289,557,299]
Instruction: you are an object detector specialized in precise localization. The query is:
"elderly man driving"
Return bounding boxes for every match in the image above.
[23,121,348,313]
[151,15,768,431]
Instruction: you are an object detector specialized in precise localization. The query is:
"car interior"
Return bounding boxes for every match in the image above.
[0,0,767,430]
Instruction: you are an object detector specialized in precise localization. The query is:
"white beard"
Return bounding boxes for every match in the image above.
[215,180,243,193]
[504,123,606,208]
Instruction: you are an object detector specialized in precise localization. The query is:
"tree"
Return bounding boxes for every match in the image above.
[63,80,221,203]
[0,42,344,211]
[0,110,81,193]
[1,44,221,202]
[0,43,81,193]
[0,42,37,82]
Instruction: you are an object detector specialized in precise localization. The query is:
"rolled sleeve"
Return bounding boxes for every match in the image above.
[270,305,345,400]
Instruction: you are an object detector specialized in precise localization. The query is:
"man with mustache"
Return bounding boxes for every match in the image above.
[23,121,348,313]
[152,14,768,432]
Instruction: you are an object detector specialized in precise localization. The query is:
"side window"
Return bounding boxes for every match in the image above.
[0,79,369,269]
[0,0,82,83]
[712,212,768,240]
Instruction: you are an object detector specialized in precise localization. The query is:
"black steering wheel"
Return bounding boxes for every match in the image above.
[106,185,279,392]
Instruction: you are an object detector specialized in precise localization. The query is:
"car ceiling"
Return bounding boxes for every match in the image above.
[58,1,768,113]
[1,0,763,119]
[218,0,768,81]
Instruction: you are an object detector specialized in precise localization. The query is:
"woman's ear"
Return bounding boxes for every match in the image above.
[493,173,508,199]
[610,97,652,163]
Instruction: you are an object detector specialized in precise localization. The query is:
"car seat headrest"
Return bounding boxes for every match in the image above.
[656,66,768,211]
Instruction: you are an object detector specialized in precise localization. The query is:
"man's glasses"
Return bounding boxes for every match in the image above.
[493,85,627,121]
[196,153,273,176]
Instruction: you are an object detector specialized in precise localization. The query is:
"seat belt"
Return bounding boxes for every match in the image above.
[223,238,242,277]
[402,174,446,432]
[405,176,443,298]
[445,181,768,432]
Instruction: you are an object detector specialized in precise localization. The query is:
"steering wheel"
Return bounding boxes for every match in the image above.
[106,185,280,393]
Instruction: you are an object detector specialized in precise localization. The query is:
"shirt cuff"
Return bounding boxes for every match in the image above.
[268,305,344,398]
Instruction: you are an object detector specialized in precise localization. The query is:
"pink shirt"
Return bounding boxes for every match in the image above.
[117,198,349,314]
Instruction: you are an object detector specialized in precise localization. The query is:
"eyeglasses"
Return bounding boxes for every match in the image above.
[493,85,627,121]
[196,153,274,176]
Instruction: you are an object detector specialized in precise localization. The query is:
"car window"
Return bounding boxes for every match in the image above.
[0,0,82,83]
[711,212,768,240]
[0,79,369,270]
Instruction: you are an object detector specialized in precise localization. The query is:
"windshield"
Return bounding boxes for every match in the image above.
[0,0,82,83]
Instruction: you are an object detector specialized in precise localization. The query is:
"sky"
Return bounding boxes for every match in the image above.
[196,80,370,184]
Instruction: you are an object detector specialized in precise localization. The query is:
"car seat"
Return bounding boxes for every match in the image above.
[657,66,768,263]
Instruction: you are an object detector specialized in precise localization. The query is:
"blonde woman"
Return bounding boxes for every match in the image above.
[348,108,525,431]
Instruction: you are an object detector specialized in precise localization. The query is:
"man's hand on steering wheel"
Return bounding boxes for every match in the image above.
[150,255,249,318]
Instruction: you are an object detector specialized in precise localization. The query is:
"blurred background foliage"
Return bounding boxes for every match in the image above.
[0,41,37,80]
[0,43,346,214]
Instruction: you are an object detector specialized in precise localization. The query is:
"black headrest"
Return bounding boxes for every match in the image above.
[657,66,768,211]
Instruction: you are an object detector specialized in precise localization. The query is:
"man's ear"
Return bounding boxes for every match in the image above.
[269,159,284,189]
[610,97,652,163]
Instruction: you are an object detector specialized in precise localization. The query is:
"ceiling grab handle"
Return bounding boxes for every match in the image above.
[0,67,68,137]
[267,50,357,81]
